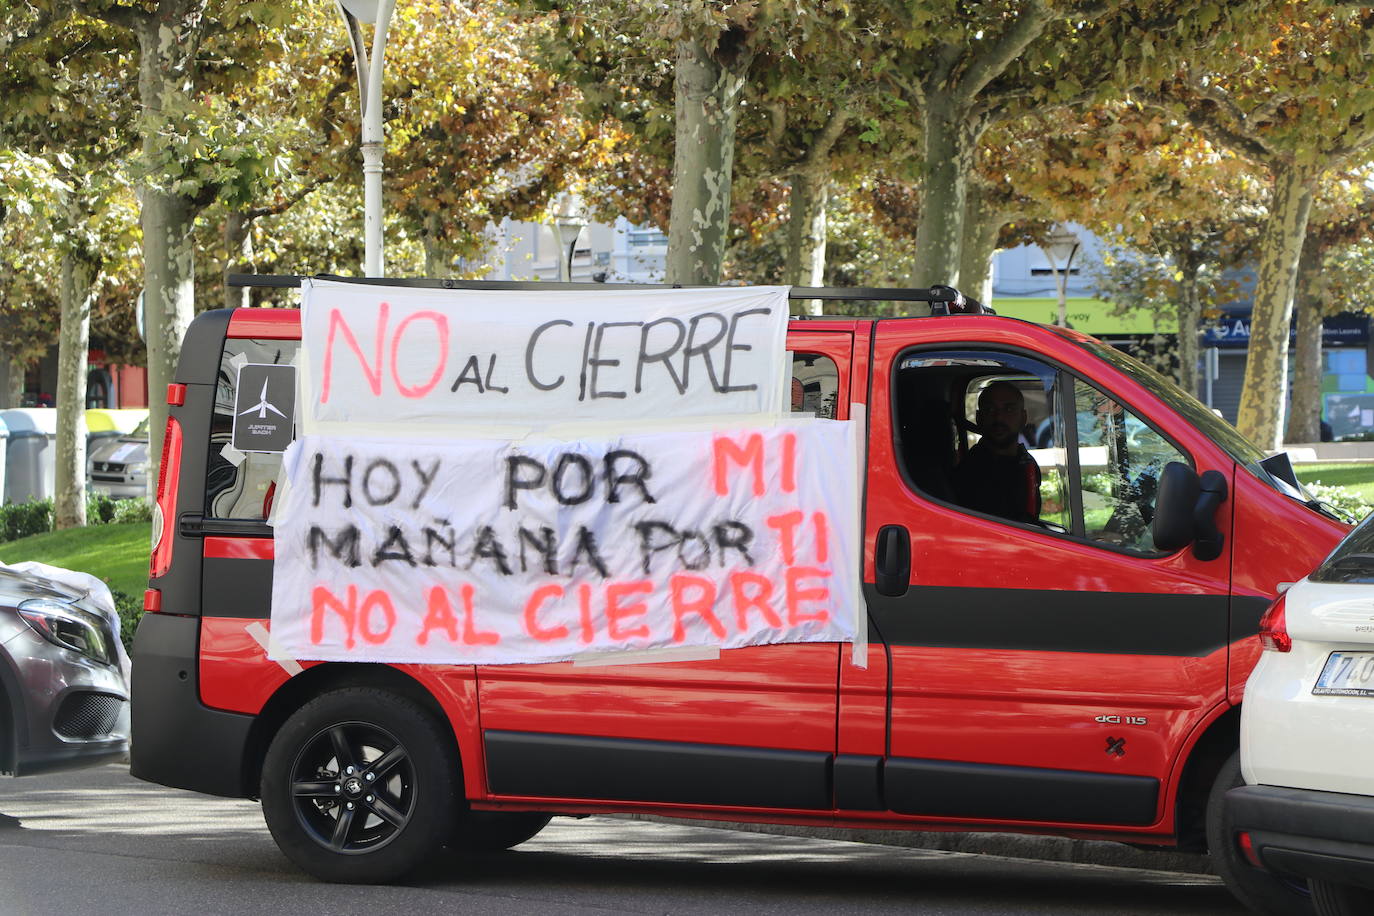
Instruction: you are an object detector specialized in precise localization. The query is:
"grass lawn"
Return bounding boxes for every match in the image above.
[0,522,151,598]
[1295,463,1374,505]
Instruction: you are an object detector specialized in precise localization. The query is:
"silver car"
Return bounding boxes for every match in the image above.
[87,418,149,499]
[0,567,129,776]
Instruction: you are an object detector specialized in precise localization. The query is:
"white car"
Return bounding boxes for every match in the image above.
[1229,513,1374,916]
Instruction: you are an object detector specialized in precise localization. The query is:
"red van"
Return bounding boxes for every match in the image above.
[131,280,1346,911]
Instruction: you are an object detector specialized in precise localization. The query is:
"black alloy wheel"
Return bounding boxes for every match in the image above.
[289,720,414,854]
[261,688,457,883]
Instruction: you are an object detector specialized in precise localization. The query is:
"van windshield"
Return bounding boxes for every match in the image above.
[1059,331,1319,505]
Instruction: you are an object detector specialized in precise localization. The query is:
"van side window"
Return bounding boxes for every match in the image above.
[894,349,1190,555]
[791,353,839,418]
[205,338,300,521]
[1073,379,1187,553]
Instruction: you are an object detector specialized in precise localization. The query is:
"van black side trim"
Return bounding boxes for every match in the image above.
[129,613,254,798]
[202,557,272,619]
[884,757,1159,826]
[483,730,832,810]
[866,585,1230,657]
[834,754,884,810]
[1231,595,1269,641]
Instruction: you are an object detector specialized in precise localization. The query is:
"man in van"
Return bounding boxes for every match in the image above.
[953,381,1041,523]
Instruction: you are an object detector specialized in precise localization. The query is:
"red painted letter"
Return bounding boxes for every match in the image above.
[358,590,396,645]
[460,583,500,645]
[767,511,805,565]
[577,583,595,644]
[670,574,725,643]
[417,586,460,645]
[730,571,782,631]
[781,432,797,494]
[785,566,832,626]
[389,310,449,398]
[812,511,830,563]
[523,584,569,642]
[311,585,357,648]
[321,303,388,403]
[606,580,653,641]
[713,434,765,496]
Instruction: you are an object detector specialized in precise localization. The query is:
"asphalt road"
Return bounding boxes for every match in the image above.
[0,764,1246,916]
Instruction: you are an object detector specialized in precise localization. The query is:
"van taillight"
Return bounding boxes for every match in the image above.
[150,416,183,581]
[1258,594,1291,653]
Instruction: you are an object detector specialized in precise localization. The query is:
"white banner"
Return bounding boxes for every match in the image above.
[269,422,861,665]
[299,280,790,431]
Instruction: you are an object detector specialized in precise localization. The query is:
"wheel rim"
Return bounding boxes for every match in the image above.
[288,720,416,855]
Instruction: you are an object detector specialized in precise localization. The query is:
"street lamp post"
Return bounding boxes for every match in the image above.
[550,194,587,282]
[336,0,397,278]
[1041,225,1080,328]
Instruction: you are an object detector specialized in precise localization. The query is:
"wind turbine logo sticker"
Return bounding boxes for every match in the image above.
[239,377,286,421]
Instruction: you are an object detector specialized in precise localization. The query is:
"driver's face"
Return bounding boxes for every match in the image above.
[976,385,1027,449]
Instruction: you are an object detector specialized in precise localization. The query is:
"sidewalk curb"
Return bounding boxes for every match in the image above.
[621,815,1213,875]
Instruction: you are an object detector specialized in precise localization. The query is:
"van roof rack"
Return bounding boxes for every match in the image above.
[226,274,994,314]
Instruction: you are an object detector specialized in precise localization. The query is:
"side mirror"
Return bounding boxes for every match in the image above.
[1153,462,1198,552]
[1152,462,1229,560]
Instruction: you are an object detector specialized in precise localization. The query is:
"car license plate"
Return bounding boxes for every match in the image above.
[1314,652,1374,696]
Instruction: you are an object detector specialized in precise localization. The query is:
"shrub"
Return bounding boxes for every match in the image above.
[109,588,143,651]
[1302,481,1374,522]
[111,497,153,524]
[0,498,53,542]
[86,492,117,525]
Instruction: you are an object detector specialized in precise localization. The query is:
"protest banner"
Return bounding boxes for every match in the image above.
[269,422,861,666]
[299,279,789,431]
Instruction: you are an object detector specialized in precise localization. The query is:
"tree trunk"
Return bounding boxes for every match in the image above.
[0,346,22,408]
[137,13,203,496]
[55,251,96,529]
[422,213,447,278]
[1175,253,1202,396]
[910,90,978,295]
[958,182,1002,307]
[1235,162,1315,450]
[784,167,829,314]
[224,210,252,310]
[665,37,752,285]
[1285,242,1324,445]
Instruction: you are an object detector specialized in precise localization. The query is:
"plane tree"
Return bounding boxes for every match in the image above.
[866,0,1270,294]
[1144,1,1374,448]
[1,6,141,527]
[1285,175,1374,443]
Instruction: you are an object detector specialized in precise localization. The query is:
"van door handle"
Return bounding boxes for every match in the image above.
[875,525,911,597]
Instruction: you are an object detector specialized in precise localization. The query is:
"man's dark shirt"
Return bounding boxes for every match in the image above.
[951,440,1042,524]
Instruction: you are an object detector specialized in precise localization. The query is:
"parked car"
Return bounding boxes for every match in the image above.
[1229,513,1374,916]
[131,282,1347,899]
[87,417,149,499]
[0,564,130,776]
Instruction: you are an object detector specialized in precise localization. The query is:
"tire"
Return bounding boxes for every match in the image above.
[1311,879,1374,916]
[452,811,552,853]
[260,687,458,884]
[1206,751,1314,916]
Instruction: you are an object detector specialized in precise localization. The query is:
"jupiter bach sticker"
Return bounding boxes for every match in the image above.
[232,363,296,453]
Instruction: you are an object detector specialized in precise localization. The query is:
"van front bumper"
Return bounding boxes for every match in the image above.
[130,612,255,798]
[1227,783,1374,891]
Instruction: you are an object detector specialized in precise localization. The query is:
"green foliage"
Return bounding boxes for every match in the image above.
[1301,481,1374,522]
[111,497,153,524]
[87,493,116,524]
[0,496,151,542]
[0,498,53,542]
[109,588,143,651]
